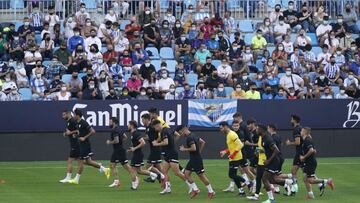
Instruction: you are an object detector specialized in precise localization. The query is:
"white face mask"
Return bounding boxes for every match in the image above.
[320,75,325,80]
[176,24,181,28]
[246,50,251,53]
[233,47,238,51]
[236,88,242,92]
[80,8,85,13]
[98,59,103,64]
[340,90,345,94]
[109,10,114,15]
[162,74,167,78]
[68,18,73,23]
[279,21,284,25]
[290,92,295,96]
[89,84,95,89]
[24,22,30,26]
[163,24,169,28]
[14,37,19,40]
[268,62,274,66]
[36,74,42,79]
[242,75,248,80]
[268,76,273,80]
[169,88,175,93]
[181,37,186,41]
[145,63,150,67]
[61,86,67,91]
[349,75,354,80]
[74,32,79,36]
[338,19,343,23]
[278,47,284,51]
[286,71,292,76]
[167,13,172,17]
[5,77,10,82]
[97,8,102,13]
[145,10,150,15]
[323,21,329,25]
[140,91,146,96]
[351,47,357,51]
[86,22,91,26]
[336,51,342,55]
[218,87,224,92]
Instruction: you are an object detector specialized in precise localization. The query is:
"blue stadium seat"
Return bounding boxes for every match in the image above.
[79,73,86,79]
[312,46,322,57]
[165,60,177,73]
[146,47,160,60]
[188,73,198,86]
[10,0,24,9]
[35,34,42,44]
[61,74,72,84]
[212,60,221,68]
[228,0,240,10]
[83,0,97,9]
[352,34,359,39]
[244,34,254,45]
[101,47,107,53]
[0,1,10,9]
[42,60,51,68]
[176,86,184,93]
[184,0,197,7]
[229,33,235,43]
[160,47,174,59]
[308,33,318,46]
[160,0,170,9]
[249,73,257,81]
[290,33,296,42]
[53,46,60,53]
[151,60,161,72]
[18,88,32,101]
[120,20,130,31]
[332,85,340,95]
[15,21,23,31]
[267,46,275,56]
[225,87,233,96]
[239,20,253,33]
[278,73,285,79]
[255,59,264,72]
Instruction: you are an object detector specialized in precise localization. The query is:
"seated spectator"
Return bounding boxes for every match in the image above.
[294,29,311,51]
[259,17,275,44]
[143,18,161,49]
[136,87,149,100]
[103,44,119,66]
[18,17,35,40]
[231,84,246,99]
[31,71,48,100]
[274,16,290,43]
[98,70,111,98]
[262,85,274,99]
[173,19,185,40]
[316,16,332,46]
[13,60,29,88]
[331,14,347,39]
[138,7,154,27]
[129,31,144,51]
[205,70,222,90]
[279,67,304,98]
[214,83,228,99]
[200,57,216,78]
[2,72,18,94]
[159,20,172,48]
[92,56,109,78]
[344,71,359,88]
[188,23,198,42]
[339,30,355,53]
[274,87,287,99]
[105,89,119,100]
[269,4,282,25]
[317,45,332,67]
[236,72,252,91]
[163,8,176,29]
[323,55,341,84]
[251,30,267,59]
[67,27,85,53]
[272,43,288,70]
[303,45,316,64]
[343,3,359,33]
[217,31,231,60]
[164,84,178,100]
[142,70,158,89]
[349,55,360,76]
[44,57,67,82]
[68,70,83,98]
[336,86,349,99]
[253,72,265,90]
[192,32,205,50]
[282,34,294,54]
[207,33,220,58]
[345,84,360,99]
[264,71,280,90]
[283,1,301,32]
[194,80,208,99]
[87,44,102,64]
[335,48,346,67]
[217,58,233,85]
[98,20,113,44]
[297,4,315,32]
[108,58,123,86]
[264,58,278,75]
[55,83,71,101]
[233,32,246,51]
[9,32,26,61]
[313,70,331,98]
[82,79,102,100]
[31,60,45,79]
[320,86,333,99]
[92,5,105,27]
[178,83,194,99]
[195,43,212,73]
[54,41,72,68]
[158,70,175,93]
[245,83,261,100]
[174,61,187,86]
[229,42,242,63]
[105,7,119,23]
[313,5,327,27]
[119,87,132,100]
[126,72,141,97]
[24,46,42,78]
[224,11,235,35]
[48,74,64,94]
[287,87,297,99]
[132,43,149,66]
[175,33,191,61]
[139,58,156,81]
[85,29,102,53]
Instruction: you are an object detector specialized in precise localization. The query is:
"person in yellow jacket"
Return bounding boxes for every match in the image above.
[219,121,246,195]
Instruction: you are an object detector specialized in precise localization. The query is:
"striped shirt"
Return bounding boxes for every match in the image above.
[324,63,340,79]
[31,78,46,94]
[30,13,43,27]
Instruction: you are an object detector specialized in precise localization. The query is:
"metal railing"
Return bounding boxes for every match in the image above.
[0,0,358,22]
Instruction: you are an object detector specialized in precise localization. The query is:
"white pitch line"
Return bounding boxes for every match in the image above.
[0,162,359,170]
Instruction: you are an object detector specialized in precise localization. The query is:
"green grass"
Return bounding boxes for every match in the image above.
[0,158,359,203]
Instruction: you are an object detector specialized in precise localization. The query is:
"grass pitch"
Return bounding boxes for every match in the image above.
[0,158,359,203]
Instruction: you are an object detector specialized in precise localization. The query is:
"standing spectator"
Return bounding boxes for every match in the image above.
[44,57,66,81]
[334,48,346,67]
[44,6,60,31]
[98,21,113,44]
[213,83,228,99]
[205,69,222,91]
[31,71,48,100]
[188,23,198,41]
[283,1,301,32]
[29,6,44,32]
[218,31,231,59]
[297,4,315,32]
[178,83,194,99]
[75,3,91,28]
[207,33,220,58]
[224,11,235,35]
[180,4,194,24]
[67,27,85,53]
[194,4,211,24]
[132,43,149,66]
[245,83,261,100]
[55,83,71,101]
[157,70,175,93]
[343,3,359,33]
[316,16,332,46]
[126,72,141,97]
[259,18,275,44]
[81,19,97,38]
[323,55,341,84]
[279,67,304,98]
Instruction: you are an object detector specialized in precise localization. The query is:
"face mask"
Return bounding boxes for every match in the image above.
[330,36,335,39]
[74,32,79,36]
[279,21,284,25]
[181,37,186,41]
[162,74,167,78]
[320,75,325,80]
[258,75,263,79]
[123,91,128,96]
[72,75,78,79]
[24,22,30,26]
[191,26,196,30]
[323,21,329,25]
[61,87,67,91]
[218,87,224,92]
[109,10,114,15]
[242,75,248,80]
[340,90,345,94]
[236,88,242,92]
[176,24,181,28]
[290,92,295,96]
[140,91,146,96]
[89,85,95,89]
[338,19,343,23]
[268,62,274,66]
[286,71,291,76]
[80,8,85,13]
[97,8,102,12]
[346,8,351,12]
[145,11,150,15]
[349,75,354,80]
[331,61,335,65]
[246,50,251,53]
[14,37,19,40]
[98,59,103,64]
[163,24,169,28]
[257,34,262,38]
[145,63,150,67]
[278,47,284,51]
[167,13,172,17]
[188,9,193,13]
[5,77,10,82]
[36,74,42,79]
[233,47,238,51]
[278,91,284,96]
[289,5,294,10]
[268,76,273,80]
[169,88,175,93]
[86,22,91,26]
[351,47,357,51]
[336,51,342,55]
[275,8,280,12]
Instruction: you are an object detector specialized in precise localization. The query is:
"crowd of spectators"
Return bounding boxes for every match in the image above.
[0,0,359,101]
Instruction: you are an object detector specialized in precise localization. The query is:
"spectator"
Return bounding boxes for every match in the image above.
[67,27,85,53]
[138,7,154,27]
[259,17,275,44]
[8,32,24,61]
[195,43,212,73]
[31,71,48,100]
[350,55,360,76]
[313,5,328,27]
[75,3,91,28]
[205,70,222,90]
[320,86,333,99]
[18,17,35,40]
[194,80,208,99]
[102,44,118,66]
[335,86,349,99]
[48,74,63,94]
[132,43,149,66]
[130,30,144,51]
[303,45,316,64]
[159,20,172,48]
[64,15,77,39]
[233,32,246,51]
[68,70,83,98]
[136,87,149,100]
[200,17,214,40]
[54,41,72,68]
[317,45,332,66]
[82,80,102,100]
[231,84,246,99]
[287,87,297,99]
[334,48,346,67]
[217,31,231,59]
[262,85,274,99]
[98,21,113,44]
[126,72,141,97]
[229,42,242,63]
[174,61,186,86]
[274,16,290,43]
[236,72,252,91]
[52,23,63,47]
[214,83,228,99]
[245,83,261,100]
[217,58,232,85]
[175,33,191,61]
[2,72,18,94]
[224,11,235,35]
[158,69,175,93]
[345,84,360,99]
[105,7,119,23]
[44,6,60,31]
[40,33,54,60]
[282,34,294,54]
[331,15,347,39]
[283,1,301,32]
[242,45,254,68]
[206,33,220,58]
[85,29,102,53]
[316,16,332,46]
[343,3,359,33]
[180,4,194,24]
[194,4,211,24]
[313,70,331,98]
[279,67,304,98]
[344,71,359,88]
[55,83,71,101]
[105,89,119,100]
[251,30,267,59]
[269,4,283,25]
[139,58,156,81]
[108,58,123,87]
[264,58,278,75]
[188,23,198,41]
[297,4,315,32]
[294,29,311,51]
[164,84,178,100]
[323,55,341,84]
[201,57,216,78]
[274,87,287,99]
[113,33,129,55]
[163,8,176,29]
[98,70,111,98]
[125,16,142,41]
[272,43,288,70]
[178,83,194,99]
[173,20,185,40]
[339,30,355,52]
[264,71,280,90]
[119,87,132,100]
[44,57,66,81]
[92,5,105,27]
[13,60,29,88]
[29,6,44,32]
[6,86,21,101]
[24,46,42,78]
[112,0,129,18]
[0,31,8,61]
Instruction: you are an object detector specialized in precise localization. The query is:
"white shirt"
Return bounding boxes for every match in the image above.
[158,78,175,91]
[317,52,332,65]
[85,36,102,53]
[243,53,253,65]
[105,14,118,23]
[296,36,311,47]
[114,36,129,53]
[97,23,112,38]
[320,94,333,99]
[2,81,17,91]
[164,92,179,100]
[75,11,91,26]
[87,52,103,63]
[324,38,340,49]
[344,77,359,87]
[15,67,28,82]
[163,15,176,28]
[40,40,55,50]
[217,65,233,79]
[336,93,349,99]
[24,51,42,65]
[65,22,77,39]
[316,24,332,37]
[282,41,294,54]
[40,30,51,40]
[44,14,60,27]
[142,79,159,89]
[274,23,290,35]
[56,91,71,101]
[279,74,303,91]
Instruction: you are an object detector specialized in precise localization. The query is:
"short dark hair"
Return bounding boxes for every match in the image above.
[268,124,277,131]
[233,112,242,118]
[151,119,161,126]
[291,114,301,123]
[141,113,151,120]
[148,108,158,114]
[129,120,138,128]
[257,124,267,135]
[247,118,257,125]
[74,109,83,117]
[110,117,119,125]
[219,121,229,127]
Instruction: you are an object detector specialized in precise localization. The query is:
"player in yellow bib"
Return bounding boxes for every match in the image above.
[219,121,247,195]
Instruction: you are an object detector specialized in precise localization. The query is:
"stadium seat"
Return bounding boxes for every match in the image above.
[120,20,130,31]
[61,74,72,84]
[15,21,22,31]
[312,46,322,57]
[255,59,264,72]
[146,47,160,60]
[239,20,253,33]
[42,60,51,68]
[308,33,318,46]
[123,73,131,82]
[225,87,233,96]
[227,0,240,10]
[244,34,254,45]
[18,88,32,101]
[83,0,97,9]
[277,73,285,79]
[176,86,184,93]
[229,33,235,43]
[160,47,174,59]
[332,85,340,96]
[35,34,42,44]
[10,0,24,9]
[0,1,10,9]
[151,60,161,72]
[249,73,257,81]
[212,60,221,68]
[160,0,170,9]
[267,46,275,56]
[78,73,86,79]
[165,60,177,73]
[188,73,198,86]
[101,47,107,53]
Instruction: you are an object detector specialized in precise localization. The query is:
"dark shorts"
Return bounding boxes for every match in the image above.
[229,159,248,169]
[79,143,93,160]
[249,156,258,168]
[69,147,80,159]
[131,152,144,167]
[185,158,205,174]
[265,157,284,175]
[111,149,128,165]
[293,153,302,166]
[303,161,317,178]
[147,150,162,164]
[164,151,179,164]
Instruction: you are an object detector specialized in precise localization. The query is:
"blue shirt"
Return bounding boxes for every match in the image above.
[266,77,280,86]
[178,90,194,99]
[350,62,360,76]
[262,93,274,99]
[275,94,286,100]
[207,40,219,50]
[132,49,149,65]
[67,36,85,52]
